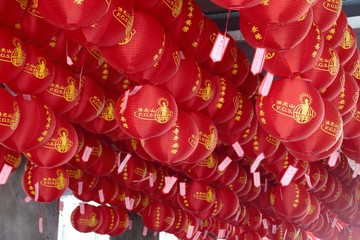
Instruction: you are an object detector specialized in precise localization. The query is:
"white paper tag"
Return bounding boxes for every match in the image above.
[331,218,337,228]
[253,172,261,187]
[251,48,266,75]
[259,72,274,97]
[218,229,226,239]
[125,197,135,210]
[235,236,239,240]
[22,94,32,101]
[98,189,105,203]
[305,174,313,189]
[80,203,85,215]
[162,176,178,194]
[128,220,133,230]
[129,85,143,96]
[250,153,265,173]
[280,165,298,186]
[232,142,244,157]
[38,217,43,233]
[34,182,39,201]
[203,230,209,239]
[218,156,232,172]
[187,225,194,238]
[118,153,131,173]
[272,225,278,234]
[193,231,201,240]
[82,146,93,162]
[77,181,83,195]
[210,33,230,62]
[263,219,269,229]
[142,226,148,236]
[235,210,241,221]
[66,56,74,66]
[180,182,186,196]
[149,173,154,187]
[0,164,13,185]
[353,164,360,178]
[328,151,340,167]
[117,152,122,167]
[121,90,130,113]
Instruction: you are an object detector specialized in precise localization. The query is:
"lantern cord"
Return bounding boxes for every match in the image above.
[224,9,231,36]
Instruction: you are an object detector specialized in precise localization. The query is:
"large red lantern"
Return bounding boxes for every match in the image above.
[71,204,103,233]
[240,8,313,51]
[161,56,201,103]
[210,0,261,9]
[0,0,27,25]
[142,111,199,165]
[37,0,110,30]
[142,201,175,232]
[22,165,69,202]
[0,27,27,84]
[100,10,165,74]
[256,77,325,142]
[67,1,134,47]
[5,44,54,95]
[24,116,78,168]
[1,97,56,152]
[263,22,324,77]
[335,25,358,65]
[0,88,20,142]
[36,63,80,115]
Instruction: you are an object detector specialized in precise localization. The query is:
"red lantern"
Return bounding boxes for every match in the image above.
[166,0,204,49]
[115,84,178,139]
[210,0,261,9]
[37,0,110,30]
[343,99,360,139]
[112,154,147,187]
[92,176,119,205]
[312,0,342,32]
[256,77,325,142]
[108,207,129,236]
[0,0,27,25]
[323,10,348,48]
[36,63,80,115]
[239,205,262,231]
[110,185,141,210]
[222,47,250,87]
[294,193,321,228]
[22,165,69,202]
[66,47,104,74]
[344,49,360,75]
[149,0,183,27]
[95,205,119,235]
[227,163,248,194]
[142,201,175,232]
[211,155,239,187]
[186,152,218,181]
[161,56,201,103]
[320,65,345,101]
[91,63,125,88]
[240,8,313,51]
[142,111,199,165]
[66,165,99,195]
[238,72,262,98]
[66,1,134,47]
[263,22,324,77]
[0,88,20,142]
[0,27,27,84]
[24,116,78,168]
[202,76,240,124]
[175,213,200,239]
[84,144,117,177]
[335,25,358,65]
[70,203,103,233]
[314,172,336,201]
[215,187,239,220]
[270,181,310,219]
[100,10,165,74]
[2,96,56,152]
[185,112,218,164]
[338,226,360,240]
[239,0,313,25]
[166,207,189,235]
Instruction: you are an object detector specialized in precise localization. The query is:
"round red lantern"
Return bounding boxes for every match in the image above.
[210,0,261,9]
[215,187,239,220]
[227,163,248,194]
[0,0,27,25]
[66,47,104,74]
[335,25,358,65]
[71,203,103,233]
[239,205,262,231]
[37,0,110,30]
[142,201,175,232]
[175,213,200,239]
[66,0,134,47]
[314,172,336,201]
[84,143,117,177]
[0,27,27,84]
[294,193,321,228]
[92,176,119,205]
[344,49,360,75]
[108,207,129,236]
[1,96,56,152]
[36,63,80,115]
[222,46,250,88]
[186,152,218,181]
[312,0,342,32]
[323,10,348,48]
[211,155,239,187]
[91,63,125,88]
[167,207,189,235]
[320,65,345,101]
[95,205,119,235]
[0,145,22,175]
[149,0,183,28]
[263,22,324,77]
[66,165,99,195]
[112,153,147,187]
[142,111,199,165]
[24,115,78,168]
[100,10,165,74]
[22,165,69,202]
[256,77,325,142]
[110,185,141,210]
[238,71,262,98]
[343,99,360,139]
[0,88,20,142]
[115,84,178,139]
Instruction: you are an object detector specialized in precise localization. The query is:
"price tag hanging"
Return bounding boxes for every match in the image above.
[251,48,266,75]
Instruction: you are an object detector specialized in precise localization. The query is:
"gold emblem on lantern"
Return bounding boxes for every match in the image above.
[77,213,100,227]
[0,102,20,130]
[4,153,21,168]
[293,93,316,124]
[24,57,50,79]
[101,99,115,121]
[320,119,341,137]
[40,169,67,190]
[353,60,360,80]
[265,52,275,60]
[162,0,183,17]
[154,98,174,124]
[74,0,84,4]
[198,154,216,168]
[201,125,216,150]
[62,77,78,102]
[193,187,215,202]
[113,6,135,45]
[16,0,27,9]
[328,48,340,75]
[87,49,105,66]
[197,79,214,101]
[323,0,341,13]
[12,38,26,66]
[340,26,355,50]
[43,127,73,153]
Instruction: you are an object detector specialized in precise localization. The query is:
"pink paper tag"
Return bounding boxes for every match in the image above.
[193,231,201,240]
[38,217,43,233]
[118,153,131,173]
[251,48,266,75]
[203,230,209,239]
[98,189,105,203]
[328,151,340,167]
[24,196,32,203]
[153,232,158,237]
[179,51,185,60]
[253,172,261,187]
[305,174,313,189]
[22,94,32,101]
[218,229,226,239]
[331,218,337,228]
[142,226,148,236]
[272,225,278,234]
[235,236,239,240]
[352,164,360,178]
[232,142,244,157]
[121,90,130,113]
[218,156,232,172]
[250,153,265,173]
[259,72,274,96]
[129,85,143,96]
[180,182,186,196]
[59,200,64,212]
[210,33,230,62]
[77,181,83,195]
[117,152,122,167]
[34,182,39,201]
[0,164,13,185]
[82,146,93,162]
[149,173,154,187]
[66,56,74,66]
[80,203,85,215]
[263,219,269,229]
[235,210,241,221]
[128,220,133,230]
[280,165,298,186]
[186,225,194,238]
[162,176,178,194]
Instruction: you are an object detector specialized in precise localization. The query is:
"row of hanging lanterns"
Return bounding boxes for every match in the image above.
[0,0,359,239]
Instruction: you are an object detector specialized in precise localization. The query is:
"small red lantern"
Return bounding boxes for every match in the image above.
[84,143,117,177]
[211,155,239,187]
[239,72,262,98]
[0,0,27,25]
[108,207,129,236]
[115,84,178,139]
[222,46,250,88]
[110,185,141,210]
[294,193,321,228]
[0,145,22,173]
[0,88,20,142]
[227,163,248,194]
[174,213,200,239]
[312,0,342,32]
[142,201,175,232]
[100,10,165,74]
[0,27,27,84]
[256,77,325,142]
[95,205,119,235]
[344,49,360,75]
[92,176,119,205]
[314,172,335,201]
[186,152,218,181]
[24,115,78,168]
[66,165,99,195]
[91,63,125,88]
[343,99,360,139]
[335,25,358,65]
[37,0,110,30]
[216,187,240,220]
[167,207,189,235]
[323,10,348,48]
[71,203,103,233]
[112,154,147,187]
[22,165,69,202]
[320,65,345,101]
[149,0,183,27]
